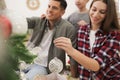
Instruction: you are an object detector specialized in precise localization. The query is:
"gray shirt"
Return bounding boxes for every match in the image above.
[67,11,90,30]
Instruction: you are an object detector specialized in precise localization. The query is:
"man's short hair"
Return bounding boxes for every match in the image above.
[52,0,67,10]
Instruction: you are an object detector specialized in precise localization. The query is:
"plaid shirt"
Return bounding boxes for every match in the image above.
[77,25,120,80]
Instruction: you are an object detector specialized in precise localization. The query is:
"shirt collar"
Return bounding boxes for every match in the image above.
[87,24,108,36]
[46,18,62,29]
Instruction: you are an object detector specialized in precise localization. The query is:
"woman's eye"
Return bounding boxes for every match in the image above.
[99,10,106,14]
[92,8,96,12]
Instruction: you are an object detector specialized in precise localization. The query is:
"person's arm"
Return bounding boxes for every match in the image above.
[26,17,40,29]
[54,37,100,71]
[69,47,100,71]
[40,14,46,19]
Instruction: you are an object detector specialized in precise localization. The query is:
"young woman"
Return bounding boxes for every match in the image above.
[54,0,120,79]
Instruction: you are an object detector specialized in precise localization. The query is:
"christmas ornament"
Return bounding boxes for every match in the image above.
[29,46,41,55]
[0,15,12,38]
[0,1,34,80]
[49,57,63,73]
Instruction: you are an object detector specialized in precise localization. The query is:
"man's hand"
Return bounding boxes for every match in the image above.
[40,14,46,19]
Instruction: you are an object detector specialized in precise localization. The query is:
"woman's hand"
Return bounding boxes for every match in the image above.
[54,37,73,54]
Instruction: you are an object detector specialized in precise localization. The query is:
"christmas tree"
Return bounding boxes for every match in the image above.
[0,10,36,80]
[0,35,36,80]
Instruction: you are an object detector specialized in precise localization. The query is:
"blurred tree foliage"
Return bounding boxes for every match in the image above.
[0,35,36,80]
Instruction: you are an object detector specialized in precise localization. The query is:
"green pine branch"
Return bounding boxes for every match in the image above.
[0,35,36,80]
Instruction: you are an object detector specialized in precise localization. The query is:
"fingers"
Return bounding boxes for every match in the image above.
[40,14,46,19]
[54,37,72,51]
[54,37,67,48]
[54,37,71,46]
[54,37,71,42]
[54,37,74,55]
[77,20,87,26]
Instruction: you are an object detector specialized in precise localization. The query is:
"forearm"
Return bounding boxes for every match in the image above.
[68,48,100,71]
[54,37,100,71]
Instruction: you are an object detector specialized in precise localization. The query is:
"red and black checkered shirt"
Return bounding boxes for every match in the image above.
[77,25,120,80]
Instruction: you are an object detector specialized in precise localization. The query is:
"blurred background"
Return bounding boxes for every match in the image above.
[4,0,92,18]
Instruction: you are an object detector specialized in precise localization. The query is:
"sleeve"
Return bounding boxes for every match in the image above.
[94,32,120,69]
[67,23,79,77]
[26,17,40,29]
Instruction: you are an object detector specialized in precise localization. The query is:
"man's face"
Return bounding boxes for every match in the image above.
[46,0,65,22]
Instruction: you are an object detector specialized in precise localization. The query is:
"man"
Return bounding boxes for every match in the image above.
[25,0,76,80]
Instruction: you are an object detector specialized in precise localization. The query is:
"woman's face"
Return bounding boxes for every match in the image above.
[89,1,107,27]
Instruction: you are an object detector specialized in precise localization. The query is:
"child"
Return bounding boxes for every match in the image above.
[67,0,90,31]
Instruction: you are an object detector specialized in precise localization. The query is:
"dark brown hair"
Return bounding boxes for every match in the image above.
[51,0,67,10]
[90,0,120,33]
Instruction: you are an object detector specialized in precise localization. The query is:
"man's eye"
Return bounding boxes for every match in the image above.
[52,7,58,10]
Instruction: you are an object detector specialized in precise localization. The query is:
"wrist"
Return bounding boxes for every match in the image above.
[68,47,75,56]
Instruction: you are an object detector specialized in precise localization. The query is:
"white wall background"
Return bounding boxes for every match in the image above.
[4,0,92,18]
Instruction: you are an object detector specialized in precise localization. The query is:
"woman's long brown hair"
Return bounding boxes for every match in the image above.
[90,0,120,33]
